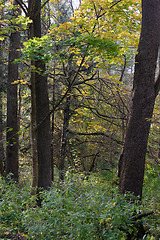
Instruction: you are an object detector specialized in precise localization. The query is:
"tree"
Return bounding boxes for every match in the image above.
[6,0,20,181]
[28,0,51,191]
[0,40,5,176]
[15,0,140,183]
[119,0,160,199]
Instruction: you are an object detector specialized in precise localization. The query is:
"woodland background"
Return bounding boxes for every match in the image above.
[0,0,160,239]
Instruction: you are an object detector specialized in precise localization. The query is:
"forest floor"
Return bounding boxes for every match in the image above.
[0,164,160,240]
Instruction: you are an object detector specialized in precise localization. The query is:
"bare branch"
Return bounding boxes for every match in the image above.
[74,72,97,86]
[119,54,126,82]
[99,0,123,18]
[110,0,123,9]
[41,0,50,10]
[68,129,122,145]
[15,0,28,16]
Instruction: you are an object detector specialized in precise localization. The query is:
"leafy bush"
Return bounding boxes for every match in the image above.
[20,178,151,239]
[0,170,159,239]
[0,176,36,238]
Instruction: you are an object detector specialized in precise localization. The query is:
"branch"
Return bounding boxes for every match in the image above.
[110,0,123,9]
[15,0,28,16]
[119,54,126,82]
[99,0,123,18]
[130,211,153,221]
[36,50,89,130]
[41,0,50,10]
[68,129,122,145]
[74,71,97,86]
[82,153,99,158]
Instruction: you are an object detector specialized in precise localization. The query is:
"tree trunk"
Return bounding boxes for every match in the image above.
[35,59,51,190]
[6,0,20,182]
[0,92,4,176]
[51,74,55,182]
[59,93,71,181]
[0,5,5,177]
[119,0,160,199]
[30,63,38,194]
[27,2,38,194]
[0,41,5,176]
[28,0,51,190]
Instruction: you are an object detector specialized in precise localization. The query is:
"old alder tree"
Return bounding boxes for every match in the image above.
[119,0,160,199]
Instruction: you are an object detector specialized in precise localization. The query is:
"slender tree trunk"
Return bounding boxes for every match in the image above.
[59,54,73,181]
[27,2,38,194]
[28,0,51,190]
[119,0,160,199]
[0,86,4,176]
[51,74,55,182]
[59,93,71,181]
[6,0,20,181]
[30,62,38,194]
[0,43,4,176]
[0,92,4,176]
[0,7,5,177]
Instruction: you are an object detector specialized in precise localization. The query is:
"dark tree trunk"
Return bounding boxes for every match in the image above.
[6,0,20,181]
[28,0,51,190]
[59,93,71,181]
[35,60,51,189]
[28,4,38,193]
[119,0,160,199]
[0,92,4,176]
[51,75,55,182]
[0,5,5,177]
[30,64,38,194]
[0,41,5,176]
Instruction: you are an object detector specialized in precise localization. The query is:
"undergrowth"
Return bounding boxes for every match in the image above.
[0,167,159,239]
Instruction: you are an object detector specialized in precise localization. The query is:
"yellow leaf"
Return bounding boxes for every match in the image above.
[70,17,75,21]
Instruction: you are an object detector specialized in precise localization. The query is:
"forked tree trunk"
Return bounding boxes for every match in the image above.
[119,0,160,199]
[6,0,20,181]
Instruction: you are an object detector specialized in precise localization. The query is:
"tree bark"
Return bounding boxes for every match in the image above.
[6,0,20,182]
[51,73,55,182]
[28,0,51,190]
[0,92,4,176]
[35,59,51,190]
[119,0,160,199]
[27,1,38,194]
[0,41,5,176]
[30,63,38,194]
[59,93,71,181]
